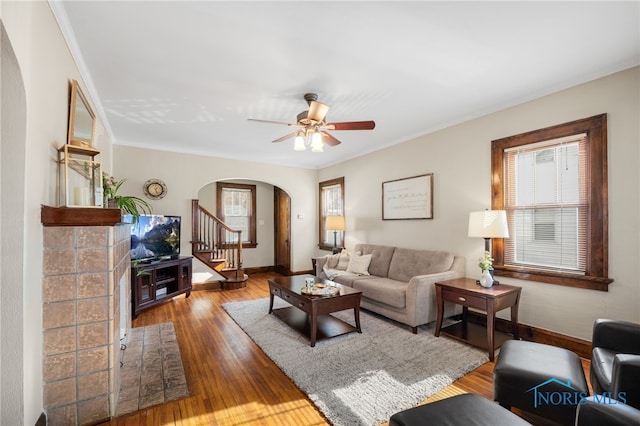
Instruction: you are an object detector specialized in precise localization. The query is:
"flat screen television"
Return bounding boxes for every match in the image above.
[126,214,181,262]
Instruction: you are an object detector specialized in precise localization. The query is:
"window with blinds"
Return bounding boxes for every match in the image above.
[491,114,612,291]
[319,177,344,250]
[503,134,587,273]
[216,182,257,247]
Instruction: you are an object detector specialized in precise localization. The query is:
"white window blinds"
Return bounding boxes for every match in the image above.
[503,134,587,274]
[321,182,343,246]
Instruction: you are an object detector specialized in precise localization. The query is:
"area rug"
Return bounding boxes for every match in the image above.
[116,322,189,416]
[223,298,488,426]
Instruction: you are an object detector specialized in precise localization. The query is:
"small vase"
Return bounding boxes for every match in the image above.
[479,269,494,288]
[106,198,119,209]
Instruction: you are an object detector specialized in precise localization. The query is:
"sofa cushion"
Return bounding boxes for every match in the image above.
[347,253,372,275]
[354,244,396,277]
[352,277,408,309]
[388,248,454,283]
[331,273,370,287]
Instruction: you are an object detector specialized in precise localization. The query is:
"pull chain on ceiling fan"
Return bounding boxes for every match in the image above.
[248,93,375,152]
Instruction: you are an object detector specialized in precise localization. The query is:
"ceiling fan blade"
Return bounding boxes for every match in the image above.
[248,118,298,127]
[272,131,299,143]
[325,120,376,131]
[320,131,341,146]
[307,101,329,123]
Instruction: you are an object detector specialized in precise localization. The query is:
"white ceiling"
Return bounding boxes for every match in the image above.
[53,1,640,169]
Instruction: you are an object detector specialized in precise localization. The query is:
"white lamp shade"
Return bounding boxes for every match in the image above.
[468,210,509,238]
[293,135,306,151]
[326,215,346,231]
[310,132,323,152]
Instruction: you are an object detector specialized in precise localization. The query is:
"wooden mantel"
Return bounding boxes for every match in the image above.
[41,205,122,227]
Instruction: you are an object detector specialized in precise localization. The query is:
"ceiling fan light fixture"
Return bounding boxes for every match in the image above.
[293,133,306,151]
[311,131,324,152]
[250,92,375,152]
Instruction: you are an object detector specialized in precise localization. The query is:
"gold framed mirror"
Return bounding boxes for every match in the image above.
[68,79,95,148]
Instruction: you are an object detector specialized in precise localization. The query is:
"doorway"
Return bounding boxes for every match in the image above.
[273,187,291,275]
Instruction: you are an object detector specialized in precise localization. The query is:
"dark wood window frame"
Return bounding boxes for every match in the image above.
[216,182,257,249]
[318,177,345,251]
[491,114,612,291]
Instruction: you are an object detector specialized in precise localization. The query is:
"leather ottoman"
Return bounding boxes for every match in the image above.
[494,340,589,425]
[389,393,531,426]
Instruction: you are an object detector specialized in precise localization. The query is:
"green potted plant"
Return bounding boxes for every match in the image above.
[103,173,152,223]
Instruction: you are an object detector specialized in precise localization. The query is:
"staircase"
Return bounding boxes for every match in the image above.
[191,199,248,290]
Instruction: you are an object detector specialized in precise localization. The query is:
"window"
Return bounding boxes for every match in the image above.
[491,114,612,291]
[216,182,257,248]
[319,177,344,251]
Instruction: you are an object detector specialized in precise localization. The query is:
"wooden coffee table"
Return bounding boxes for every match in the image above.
[268,275,362,347]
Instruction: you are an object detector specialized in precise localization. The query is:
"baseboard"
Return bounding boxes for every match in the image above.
[243,266,314,276]
[465,311,591,359]
[244,266,274,274]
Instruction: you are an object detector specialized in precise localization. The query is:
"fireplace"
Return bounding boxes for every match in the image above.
[41,207,131,425]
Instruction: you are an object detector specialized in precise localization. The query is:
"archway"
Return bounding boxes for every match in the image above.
[195,178,292,278]
[1,21,28,424]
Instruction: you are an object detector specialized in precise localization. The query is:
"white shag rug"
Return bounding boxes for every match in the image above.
[223,297,488,426]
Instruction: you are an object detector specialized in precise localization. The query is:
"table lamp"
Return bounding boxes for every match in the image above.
[326,215,346,254]
[468,210,510,253]
[468,210,509,286]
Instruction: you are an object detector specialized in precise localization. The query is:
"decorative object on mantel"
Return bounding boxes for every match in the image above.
[58,144,102,208]
[326,215,345,254]
[67,79,96,149]
[103,173,152,223]
[468,209,510,286]
[58,79,102,208]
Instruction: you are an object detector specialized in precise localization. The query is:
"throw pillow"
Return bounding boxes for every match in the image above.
[336,249,350,270]
[347,253,372,275]
[325,253,341,269]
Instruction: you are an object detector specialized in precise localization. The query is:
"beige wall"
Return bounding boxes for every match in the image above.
[113,146,318,274]
[1,2,113,423]
[319,66,640,341]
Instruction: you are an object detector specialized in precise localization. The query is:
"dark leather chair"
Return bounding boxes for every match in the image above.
[493,340,589,425]
[576,396,640,426]
[590,319,640,410]
[389,393,532,426]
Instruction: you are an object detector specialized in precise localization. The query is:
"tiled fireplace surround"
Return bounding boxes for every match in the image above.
[42,222,131,425]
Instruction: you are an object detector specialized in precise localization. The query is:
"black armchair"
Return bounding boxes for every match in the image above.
[590,319,640,409]
[576,396,640,426]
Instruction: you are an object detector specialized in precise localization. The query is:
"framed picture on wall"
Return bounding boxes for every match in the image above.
[382,173,433,220]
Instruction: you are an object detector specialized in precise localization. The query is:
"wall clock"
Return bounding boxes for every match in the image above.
[143,179,167,200]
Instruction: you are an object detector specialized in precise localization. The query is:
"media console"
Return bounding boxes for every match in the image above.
[131,256,192,319]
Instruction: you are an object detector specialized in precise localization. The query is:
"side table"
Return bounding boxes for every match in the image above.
[434,277,522,362]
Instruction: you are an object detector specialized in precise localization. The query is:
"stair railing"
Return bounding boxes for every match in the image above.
[191,199,243,272]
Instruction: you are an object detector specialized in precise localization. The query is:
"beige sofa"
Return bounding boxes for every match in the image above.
[315,243,465,333]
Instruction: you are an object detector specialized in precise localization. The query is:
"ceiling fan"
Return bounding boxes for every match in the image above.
[248,93,375,151]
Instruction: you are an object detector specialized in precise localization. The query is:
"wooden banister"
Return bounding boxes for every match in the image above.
[191,199,244,282]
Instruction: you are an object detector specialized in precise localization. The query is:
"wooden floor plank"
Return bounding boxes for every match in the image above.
[99,272,590,426]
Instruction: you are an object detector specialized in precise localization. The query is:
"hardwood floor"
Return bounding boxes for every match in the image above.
[101,272,591,426]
